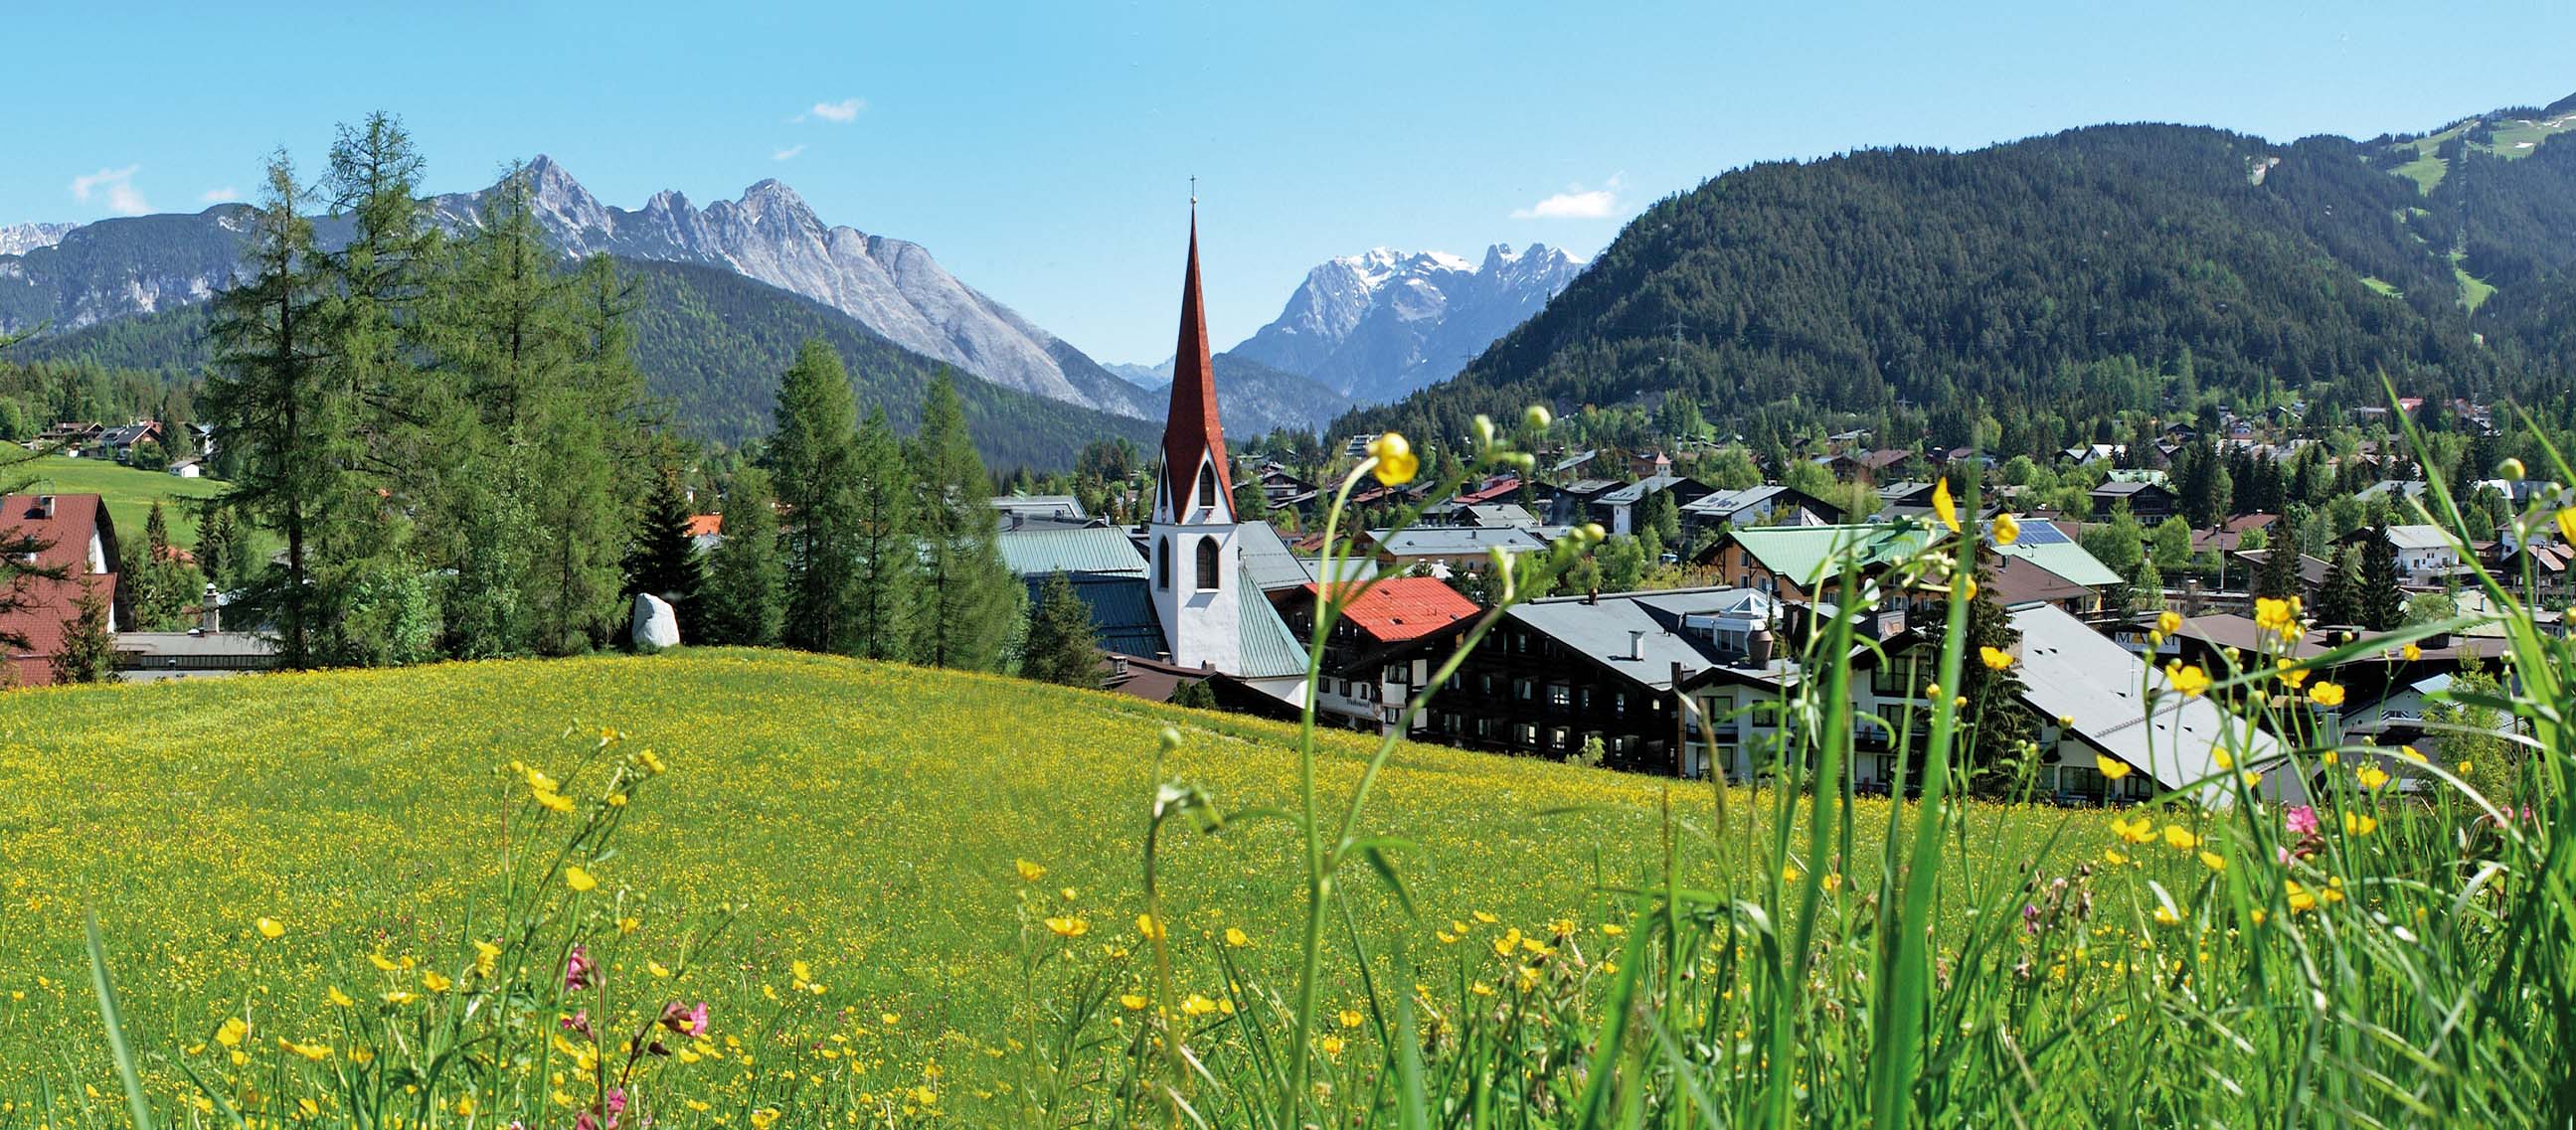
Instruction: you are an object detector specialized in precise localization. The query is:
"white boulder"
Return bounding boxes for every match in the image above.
[630,593,681,649]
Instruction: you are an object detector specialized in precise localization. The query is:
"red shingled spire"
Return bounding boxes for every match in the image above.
[1160,207,1234,522]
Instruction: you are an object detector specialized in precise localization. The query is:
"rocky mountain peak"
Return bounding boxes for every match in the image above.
[1231,242,1586,404]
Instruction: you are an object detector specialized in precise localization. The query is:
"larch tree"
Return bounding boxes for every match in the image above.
[771,339,863,654]
[909,372,1019,670]
[848,407,921,662]
[202,154,343,668]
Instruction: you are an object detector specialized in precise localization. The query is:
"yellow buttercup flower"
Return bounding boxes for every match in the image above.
[1932,478,1960,533]
[2344,811,2377,836]
[1179,994,1220,1017]
[2557,507,2576,547]
[255,916,283,940]
[1136,913,1167,940]
[2096,755,2131,781]
[2198,851,2227,873]
[1045,916,1090,939]
[2357,765,2391,790]
[2111,814,2155,845]
[2165,663,2210,698]
[2156,610,2182,635]
[2401,642,2422,662]
[2310,682,2345,708]
[1014,859,1046,883]
[2276,660,2308,689]
[327,986,354,1008]
[1118,993,1149,1011]
[1367,432,1419,487]
[2151,904,2184,926]
[1991,512,2020,547]
[1224,926,1251,948]
[421,970,452,993]
[215,1018,248,1048]
[2253,597,2294,633]
[2161,824,2199,851]
[1979,646,2014,672]
[565,866,599,892]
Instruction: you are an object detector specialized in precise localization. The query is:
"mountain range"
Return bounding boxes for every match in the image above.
[1349,92,2576,453]
[0,159,1412,457]
[1228,243,1583,404]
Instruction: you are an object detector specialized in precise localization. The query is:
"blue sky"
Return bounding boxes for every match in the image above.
[8,1,2573,363]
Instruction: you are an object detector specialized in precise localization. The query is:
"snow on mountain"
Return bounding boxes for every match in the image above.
[0,223,74,257]
[427,157,1153,418]
[1229,243,1585,404]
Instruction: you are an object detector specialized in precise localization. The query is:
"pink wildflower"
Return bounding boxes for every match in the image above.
[2284,805,2318,836]
[565,944,596,991]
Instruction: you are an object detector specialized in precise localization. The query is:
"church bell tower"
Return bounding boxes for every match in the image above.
[1147,206,1243,673]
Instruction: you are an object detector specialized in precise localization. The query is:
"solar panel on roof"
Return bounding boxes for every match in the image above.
[2008,522,2072,546]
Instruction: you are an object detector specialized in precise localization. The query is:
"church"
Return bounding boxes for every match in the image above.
[995,211,1312,708]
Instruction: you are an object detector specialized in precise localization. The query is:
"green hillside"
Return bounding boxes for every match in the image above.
[1346,100,2576,455]
[0,649,2050,1111]
[10,453,225,545]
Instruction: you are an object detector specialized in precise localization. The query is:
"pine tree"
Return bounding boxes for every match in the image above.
[2359,525,2404,630]
[772,339,863,653]
[202,154,343,668]
[2317,547,2367,627]
[1022,571,1102,687]
[624,460,707,643]
[910,372,1019,670]
[849,408,921,661]
[703,465,786,647]
[2257,538,2303,601]
[48,581,116,685]
[1961,558,2035,787]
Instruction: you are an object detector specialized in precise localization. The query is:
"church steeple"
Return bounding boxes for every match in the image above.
[1156,207,1234,523]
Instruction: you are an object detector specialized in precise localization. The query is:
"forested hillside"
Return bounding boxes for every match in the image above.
[10,258,1156,469]
[1349,104,2576,458]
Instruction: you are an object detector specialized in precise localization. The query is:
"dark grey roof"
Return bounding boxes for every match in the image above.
[1506,586,1784,693]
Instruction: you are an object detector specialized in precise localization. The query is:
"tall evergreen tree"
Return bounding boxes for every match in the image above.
[624,459,707,642]
[703,465,785,648]
[48,581,116,685]
[203,155,343,668]
[2317,546,2368,627]
[2359,525,2404,631]
[771,339,863,653]
[849,407,921,661]
[1961,557,2035,789]
[1022,571,1102,688]
[2256,538,2304,601]
[909,372,1019,670]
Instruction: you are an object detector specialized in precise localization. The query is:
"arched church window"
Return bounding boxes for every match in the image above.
[1197,460,1219,513]
[1156,537,1171,590]
[1195,536,1221,591]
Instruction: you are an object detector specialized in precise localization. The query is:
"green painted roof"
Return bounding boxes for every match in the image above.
[996,527,1146,578]
[1990,539,2123,588]
[1234,565,1312,679]
[1731,523,1947,586]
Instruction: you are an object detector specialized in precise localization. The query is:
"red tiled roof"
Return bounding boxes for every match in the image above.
[1301,577,1479,643]
[685,514,723,538]
[1,494,119,687]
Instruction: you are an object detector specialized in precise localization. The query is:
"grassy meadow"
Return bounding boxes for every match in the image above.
[0,647,2069,1122]
[12,454,226,545]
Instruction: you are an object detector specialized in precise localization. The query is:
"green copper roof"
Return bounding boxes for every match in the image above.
[1731,523,1947,586]
[1234,564,1312,679]
[1989,538,2123,588]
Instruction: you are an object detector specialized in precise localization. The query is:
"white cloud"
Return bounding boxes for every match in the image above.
[773,144,808,162]
[1511,174,1623,221]
[70,165,150,216]
[801,97,865,123]
[199,187,241,205]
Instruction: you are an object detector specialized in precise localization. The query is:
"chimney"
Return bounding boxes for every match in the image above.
[200,583,222,633]
[1748,627,1776,668]
[1628,630,1646,661]
[1586,587,1599,605]
[35,495,55,520]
